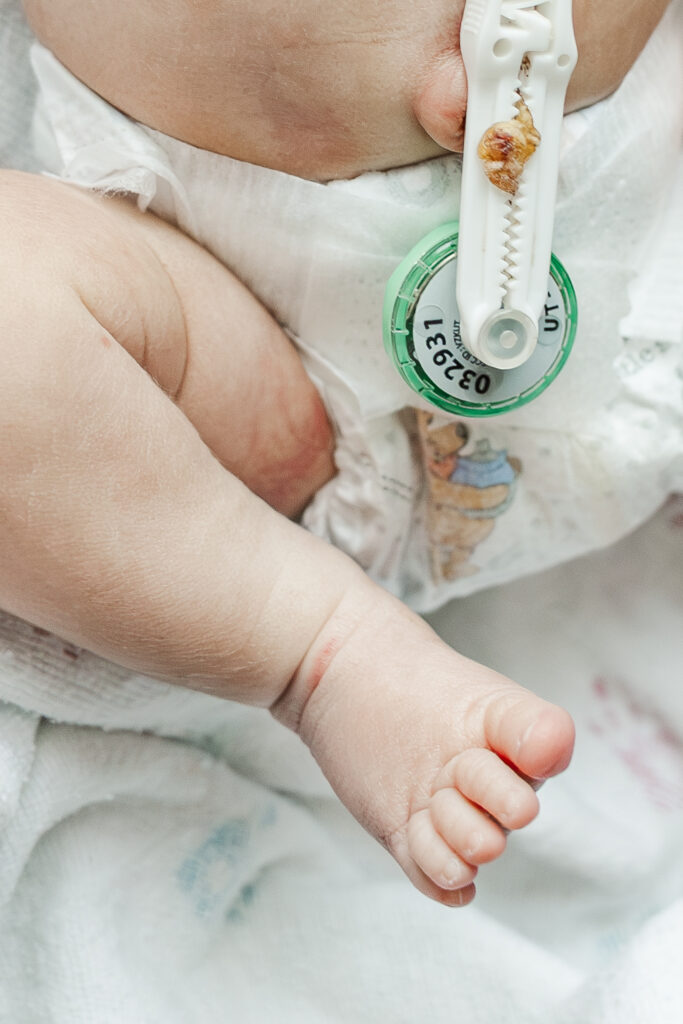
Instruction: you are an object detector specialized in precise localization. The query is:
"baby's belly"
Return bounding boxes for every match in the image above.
[22,0,672,182]
[20,0,443,181]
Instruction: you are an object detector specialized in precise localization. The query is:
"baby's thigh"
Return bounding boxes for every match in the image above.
[1,170,187,390]
[1,170,334,515]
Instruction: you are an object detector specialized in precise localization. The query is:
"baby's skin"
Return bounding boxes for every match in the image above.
[23,0,670,179]
[3,0,666,903]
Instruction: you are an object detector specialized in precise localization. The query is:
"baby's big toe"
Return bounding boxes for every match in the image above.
[483,692,575,782]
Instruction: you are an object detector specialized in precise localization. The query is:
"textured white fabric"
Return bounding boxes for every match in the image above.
[0,0,36,171]
[28,9,683,612]
[1,500,682,1024]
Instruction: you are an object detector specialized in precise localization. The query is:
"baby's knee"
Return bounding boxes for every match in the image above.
[0,169,188,395]
[0,171,88,376]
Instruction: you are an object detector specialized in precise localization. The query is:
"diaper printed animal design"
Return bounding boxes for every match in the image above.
[415,410,521,582]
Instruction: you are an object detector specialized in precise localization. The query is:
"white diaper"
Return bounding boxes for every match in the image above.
[29,18,683,612]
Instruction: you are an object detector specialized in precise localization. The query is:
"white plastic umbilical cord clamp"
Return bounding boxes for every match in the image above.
[456,0,578,370]
[383,222,578,418]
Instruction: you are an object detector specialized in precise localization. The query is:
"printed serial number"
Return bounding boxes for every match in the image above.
[424,321,491,394]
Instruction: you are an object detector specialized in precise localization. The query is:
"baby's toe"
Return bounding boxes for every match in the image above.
[430,786,507,864]
[482,692,575,781]
[407,808,478,891]
[435,748,540,830]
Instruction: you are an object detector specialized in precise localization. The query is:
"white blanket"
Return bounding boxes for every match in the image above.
[1,499,681,1024]
[1,2,682,1021]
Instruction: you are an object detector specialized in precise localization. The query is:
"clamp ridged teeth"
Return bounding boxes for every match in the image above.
[505,84,520,121]
[504,183,528,286]
[500,77,532,293]
[499,203,514,292]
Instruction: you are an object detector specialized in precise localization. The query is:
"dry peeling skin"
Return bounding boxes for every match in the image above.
[477,95,541,195]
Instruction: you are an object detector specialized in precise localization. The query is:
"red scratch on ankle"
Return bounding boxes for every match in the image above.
[307,635,342,694]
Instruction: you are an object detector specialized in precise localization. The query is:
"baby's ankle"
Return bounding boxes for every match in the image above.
[270,575,391,736]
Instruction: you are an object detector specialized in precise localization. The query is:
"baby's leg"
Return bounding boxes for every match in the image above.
[0,172,573,904]
[14,173,334,520]
[0,170,338,688]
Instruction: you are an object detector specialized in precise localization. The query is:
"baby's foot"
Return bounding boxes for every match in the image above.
[277,587,574,906]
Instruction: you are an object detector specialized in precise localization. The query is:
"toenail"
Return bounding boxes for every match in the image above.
[464,831,483,859]
[442,859,466,886]
[516,720,536,754]
[503,791,523,821]
[442,858,476,888]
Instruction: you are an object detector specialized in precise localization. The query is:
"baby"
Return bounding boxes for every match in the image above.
[0,0,670,906]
